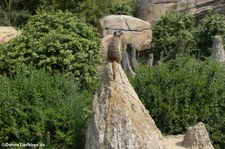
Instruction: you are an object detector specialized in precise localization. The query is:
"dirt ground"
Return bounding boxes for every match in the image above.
[163,135,187,149]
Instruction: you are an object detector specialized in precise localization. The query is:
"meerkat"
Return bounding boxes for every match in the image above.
[107,31,123,80]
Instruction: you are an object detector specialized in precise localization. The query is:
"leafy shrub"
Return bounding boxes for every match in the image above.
[38,0,107,25]
[195,10,225,58]
[38,0,136,25]
[0,0,136,26]
[0,10,101,86]
[152,9,196,61]
[110,0,135,15]
[0,66,93,148]
[152,9,225,61]
[130,56,225,149]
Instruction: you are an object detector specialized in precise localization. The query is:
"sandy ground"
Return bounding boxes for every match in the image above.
[163,135,187,149]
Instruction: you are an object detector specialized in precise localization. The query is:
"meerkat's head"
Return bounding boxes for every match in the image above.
[114,31,123,37]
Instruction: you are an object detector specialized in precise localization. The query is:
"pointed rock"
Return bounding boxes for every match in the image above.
[182,122,214,149]
[85,62,164,149]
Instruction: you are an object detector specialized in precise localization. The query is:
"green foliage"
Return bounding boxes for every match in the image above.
[38,0,136,25]
[152,9,225,61]
[0,0,40,26]
[195,10,225,58]
[152,9,196,61]
[130,56,225,149]
[0,66,93,148]
[0,10,101,87]
[110,0,135,15]
[0,0,136,26]
[38,0,99,25]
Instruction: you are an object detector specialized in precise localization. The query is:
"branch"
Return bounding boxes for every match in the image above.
[163,39,181,63]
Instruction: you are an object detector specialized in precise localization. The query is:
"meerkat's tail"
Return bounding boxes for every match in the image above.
[112,61,117,80]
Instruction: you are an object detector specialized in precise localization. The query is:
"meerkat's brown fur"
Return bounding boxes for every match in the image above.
[107,31,123,80]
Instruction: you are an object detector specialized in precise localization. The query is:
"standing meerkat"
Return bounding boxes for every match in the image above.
[107,31,123,80]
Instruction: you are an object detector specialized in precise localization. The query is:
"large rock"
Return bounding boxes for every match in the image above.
[98,15,152,51]
[135,0,225,27]
[85,62,164,149]
[210,35,225,62]
[182,122,214,149]
[0,26,21,44]
[135,0,176,27]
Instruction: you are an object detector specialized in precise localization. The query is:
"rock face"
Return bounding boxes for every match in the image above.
[182,122,214,149]
[135,0,225,27]
[0,26,21,44]
[210,35,225,62]
[85,62,164,149]
[98,15,152,51]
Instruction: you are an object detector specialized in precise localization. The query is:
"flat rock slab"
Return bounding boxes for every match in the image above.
[98,15,152,51]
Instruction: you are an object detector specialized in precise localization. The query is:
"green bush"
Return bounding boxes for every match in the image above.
[0,10,101,87]
[0,0,136,26]
[38,0,102,25]
[130,56,225,149]
[110,0,135,15]
[195,10,225,58]
[0,66,93,148]
[38,0,136,25]
[152,9,225,61]
[152,9,196,61]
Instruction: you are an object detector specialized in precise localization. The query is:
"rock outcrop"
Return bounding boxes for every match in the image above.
[182,122,214,149]
[0,26,21,44]
[210,35,225,62]
[98,15,152,51]
[85,62,164,149]
[135,0,225,27]
[85,61,214,148]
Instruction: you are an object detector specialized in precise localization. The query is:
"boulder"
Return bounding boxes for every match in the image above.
[98,15,152,51]
[135,0,225,27]
[0,26,21,44]
[85,62,164,149]
[182,122,214,149]
[135,0,176,27]
[210,35,225,62]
